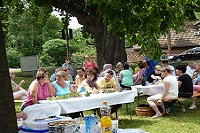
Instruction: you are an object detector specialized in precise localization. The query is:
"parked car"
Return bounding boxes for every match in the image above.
[170,47,200,61]
[161,55,174,61]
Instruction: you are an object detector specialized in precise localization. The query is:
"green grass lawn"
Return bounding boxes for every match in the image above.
[14,76,200,133]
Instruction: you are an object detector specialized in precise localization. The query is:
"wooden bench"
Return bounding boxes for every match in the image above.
[192,92,200,97]
[163,98,178,116]
[163,97,192,115]
[14,100,24,103]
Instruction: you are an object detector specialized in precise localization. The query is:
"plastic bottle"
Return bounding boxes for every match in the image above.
[141,75,146,86]
[100,101,112,133]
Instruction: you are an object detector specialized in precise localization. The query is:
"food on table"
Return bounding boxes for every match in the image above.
[85,91,92,97]
[103,88,116,93]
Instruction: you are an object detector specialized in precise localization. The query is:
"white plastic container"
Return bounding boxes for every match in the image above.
[21,103,61,131]
[23,103,61,121]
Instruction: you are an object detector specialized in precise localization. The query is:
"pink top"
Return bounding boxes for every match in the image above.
[84,60,95,71]
[135,68,146,81]
[23,80,50,106]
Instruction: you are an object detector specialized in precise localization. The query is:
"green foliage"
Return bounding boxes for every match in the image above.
[6,48,22,68]
[41,28,96,67]
[69,28,96,67]
[42,39,67,66]
[86,0,199,60]
[6,3,62,56]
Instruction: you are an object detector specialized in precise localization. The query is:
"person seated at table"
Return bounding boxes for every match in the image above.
[52,70,82,118]
[62,58,75,80]
[63,67,73,82]
[21,68,55,111]
[115,62,123,76]
[50,67,62,82]
[189,62,200,109]
[10,70,27,100]
[99,64,121,90]
[161,60,176,76]
[93,66,100,78]
[133,61,146,85]
[148,65,162,83]
[143,56,158,81]
[119,62,133,89]
[96,70,121,119]
[147,67,178,118]
[51,70,75,96]
[77,68,100,94]
[176,64,193,98]
[75,68,86,91]
[186,61,195,77]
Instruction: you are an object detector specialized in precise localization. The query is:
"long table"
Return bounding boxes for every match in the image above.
[39,90,137,119]
[131,84,164,96]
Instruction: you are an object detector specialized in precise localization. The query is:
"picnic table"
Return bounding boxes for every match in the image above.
[131,84,164,96]
[39,90,137,120]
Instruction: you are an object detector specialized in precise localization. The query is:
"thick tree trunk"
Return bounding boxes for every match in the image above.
[0,0,18,132]
[52,1,127,69]
[93,22,127,69]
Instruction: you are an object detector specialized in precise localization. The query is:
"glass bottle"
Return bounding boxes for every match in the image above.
[142,75,146,86]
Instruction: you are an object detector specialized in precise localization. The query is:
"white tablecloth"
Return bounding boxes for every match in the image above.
[39,90,137,114]
[131,84,164,96]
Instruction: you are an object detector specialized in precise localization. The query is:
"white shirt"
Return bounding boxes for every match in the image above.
[163,75,178,97]
[186,66,194,77]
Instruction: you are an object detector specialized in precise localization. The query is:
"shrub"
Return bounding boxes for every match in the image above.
[6,48,22,68]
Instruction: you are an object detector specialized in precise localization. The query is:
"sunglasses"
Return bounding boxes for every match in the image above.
[155,69,162,71]
[56,76,66,79]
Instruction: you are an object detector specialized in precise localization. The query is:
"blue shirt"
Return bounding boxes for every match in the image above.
[144,56,158,80]
[51,81,71,96]
[61,63,74,77]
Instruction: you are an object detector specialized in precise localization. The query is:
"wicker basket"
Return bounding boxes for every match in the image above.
[135,100,153,116]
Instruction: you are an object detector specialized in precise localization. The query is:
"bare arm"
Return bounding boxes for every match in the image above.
[69,84,76,92]
[161,81,169,100]
[29,81,38,104]
[94,82,101,90]
[119,73,122,82]
[112,84,118,91]
[16,112,27,120]
[81,81,93,93]
[83,61,86,69]
[93,60,98,68]
[82,81,99,94]
[191,71,197,80]
[48,83,55,96]
[12,80,25,91]
[151,74,161,80]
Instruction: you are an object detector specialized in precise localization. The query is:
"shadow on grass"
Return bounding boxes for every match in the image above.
[118,117,157,129]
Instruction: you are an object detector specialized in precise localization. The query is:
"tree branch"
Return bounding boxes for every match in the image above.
[52,0,101,34]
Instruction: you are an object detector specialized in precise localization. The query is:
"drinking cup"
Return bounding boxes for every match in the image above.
[112,120,118,133]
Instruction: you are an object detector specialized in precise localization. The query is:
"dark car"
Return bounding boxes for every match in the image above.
[170,47,200,61]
